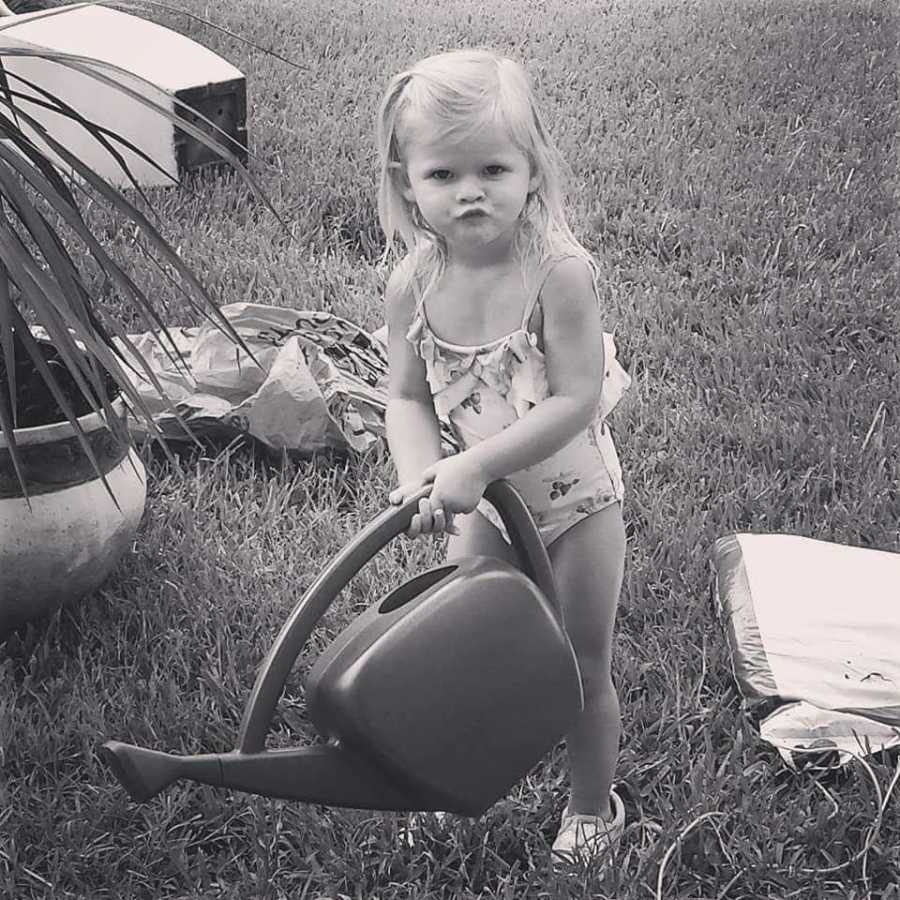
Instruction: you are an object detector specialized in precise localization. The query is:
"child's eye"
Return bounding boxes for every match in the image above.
[484,165,505,176]
[428,169,453,181]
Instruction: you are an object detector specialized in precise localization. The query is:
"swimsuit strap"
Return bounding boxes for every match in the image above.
[411,269,428,320]
[520,254,584,334]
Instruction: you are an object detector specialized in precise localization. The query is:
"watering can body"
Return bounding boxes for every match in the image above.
[102,480,584,815]
[307,556,582,814]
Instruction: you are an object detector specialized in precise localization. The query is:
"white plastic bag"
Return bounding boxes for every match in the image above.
[714,532,900,766]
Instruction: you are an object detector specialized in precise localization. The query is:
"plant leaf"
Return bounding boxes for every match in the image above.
[0,87,262,360]
[0,111,255,381]
[0,37,275,181]
[0,71,181,208]
[6,304,120,508]
[0,224,184,449]
[0,260,15,426]
[0,133,189,378]
[0,22,289,493]
[105,0,311,77]
[0,198,197,449]
[0,1,310,80]
[0,223,112,411]
[0,353,30,510]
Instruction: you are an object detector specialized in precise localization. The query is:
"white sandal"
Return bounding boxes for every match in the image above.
[551,788,626,867]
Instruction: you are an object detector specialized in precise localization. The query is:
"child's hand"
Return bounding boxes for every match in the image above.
[389,454,490,538]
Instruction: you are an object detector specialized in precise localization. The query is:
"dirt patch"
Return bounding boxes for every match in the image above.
[0,333,118,429]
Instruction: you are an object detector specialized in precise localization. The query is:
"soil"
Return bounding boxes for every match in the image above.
[4,0,53,12]
[0,334,119,429]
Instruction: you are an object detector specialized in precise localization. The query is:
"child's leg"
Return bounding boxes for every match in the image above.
[548,502,626,819]
[445,510,519,566]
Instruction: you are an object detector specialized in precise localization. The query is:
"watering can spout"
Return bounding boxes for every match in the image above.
[101,739,456,812]
[101,741,224,802]
[102,481,582,816]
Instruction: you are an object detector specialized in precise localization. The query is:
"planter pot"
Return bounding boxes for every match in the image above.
[0,396,147,637]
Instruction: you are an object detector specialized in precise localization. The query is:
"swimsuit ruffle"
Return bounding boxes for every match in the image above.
[598,331,631,419]
[407,313,630,422]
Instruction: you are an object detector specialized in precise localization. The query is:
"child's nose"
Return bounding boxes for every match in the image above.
[456,177,485,202]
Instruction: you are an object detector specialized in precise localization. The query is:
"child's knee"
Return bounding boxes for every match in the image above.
[572,646,615,696]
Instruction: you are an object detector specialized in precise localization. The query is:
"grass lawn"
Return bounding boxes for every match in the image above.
[2,0,899,897]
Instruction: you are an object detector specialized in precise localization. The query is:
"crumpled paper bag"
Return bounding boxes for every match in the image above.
[115,303,392,454]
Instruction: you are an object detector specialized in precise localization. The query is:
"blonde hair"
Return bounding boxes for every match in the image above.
[375,48,595,303]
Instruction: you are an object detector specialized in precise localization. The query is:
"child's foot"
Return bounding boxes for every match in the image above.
[551,788,626,868]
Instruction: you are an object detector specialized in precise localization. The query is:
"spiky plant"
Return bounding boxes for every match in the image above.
[0,5,277,500]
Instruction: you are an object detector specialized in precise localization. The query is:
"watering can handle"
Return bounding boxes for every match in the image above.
[237,479,557,754]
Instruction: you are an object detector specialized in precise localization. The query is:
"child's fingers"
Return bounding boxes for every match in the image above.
[390,472,436,506]
[402,502,434,539]
[431,507,446,535]
[417,497,435,534]
[433,506,458,535]
[402,499,459,539]
[430,503,460,536]
[390,481,419,505]
[405,512,423,538]
[406,510,457,538]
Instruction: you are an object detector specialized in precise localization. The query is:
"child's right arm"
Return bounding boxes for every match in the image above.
[384,265,443,487]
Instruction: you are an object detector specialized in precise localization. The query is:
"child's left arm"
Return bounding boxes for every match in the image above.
[392,257,606,517]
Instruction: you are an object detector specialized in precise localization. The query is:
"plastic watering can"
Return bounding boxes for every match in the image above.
[101,480,584,816]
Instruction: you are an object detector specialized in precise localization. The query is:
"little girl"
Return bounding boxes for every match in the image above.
[376,48,630,867]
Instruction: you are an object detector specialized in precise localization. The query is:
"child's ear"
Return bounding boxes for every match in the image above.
[528,169,542,193]
[391,162,415,202]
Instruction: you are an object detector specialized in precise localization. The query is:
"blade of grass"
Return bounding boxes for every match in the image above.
[0,1,311,80]
[106,0,311,75]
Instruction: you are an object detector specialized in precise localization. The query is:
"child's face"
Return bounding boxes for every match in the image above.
[399,118,539,255]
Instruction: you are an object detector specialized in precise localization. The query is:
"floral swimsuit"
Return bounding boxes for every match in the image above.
[406,258,630,546]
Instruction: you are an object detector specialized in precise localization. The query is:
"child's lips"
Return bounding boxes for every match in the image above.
[457,208,488,220]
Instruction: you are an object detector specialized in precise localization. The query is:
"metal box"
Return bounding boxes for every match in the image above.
[1,4,248,187]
